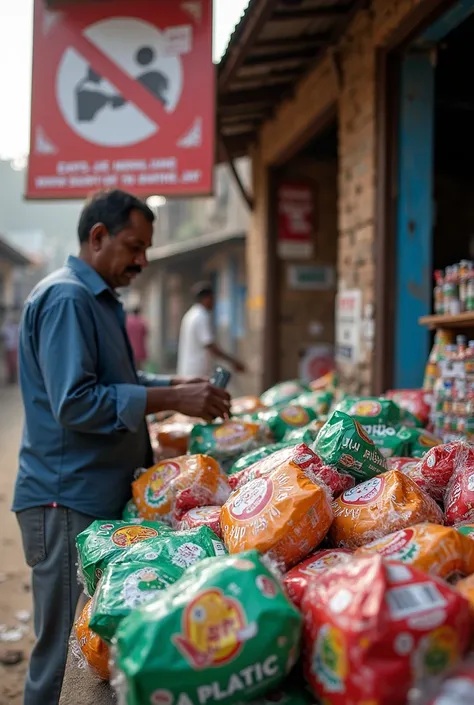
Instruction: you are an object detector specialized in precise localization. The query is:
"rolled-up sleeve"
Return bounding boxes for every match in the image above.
[136,371,172,388]
[37,298,147,434]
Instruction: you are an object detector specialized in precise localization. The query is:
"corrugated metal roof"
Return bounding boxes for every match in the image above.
[218,0,364,157]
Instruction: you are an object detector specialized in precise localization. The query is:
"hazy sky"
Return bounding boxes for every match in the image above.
[0,0,249,159]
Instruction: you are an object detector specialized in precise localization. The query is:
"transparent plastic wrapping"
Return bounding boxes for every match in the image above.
[409,655,474,705]
[330,470,444,549]
[302,554,472,705]
[189,419,266,460]
[283,548,353,608]
[444,442,474,525]
[110,550,302,705]
[73,599,110,681]
[220,448,333,569]
[356,522,474,581]
[76,519,171,597]
[174,505,223,538]
[132,454,230,525]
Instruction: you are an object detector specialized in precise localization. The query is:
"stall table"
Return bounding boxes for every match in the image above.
[59,643,115,705]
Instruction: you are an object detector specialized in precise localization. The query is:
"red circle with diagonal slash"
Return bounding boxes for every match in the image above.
[31,0,213,155]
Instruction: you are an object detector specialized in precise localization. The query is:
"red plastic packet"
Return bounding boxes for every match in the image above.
[385,389,432,425]
[418,442,474,502]
[284,549,352,607]
[175,505,222,538]
[302,555,473,705]
[445,467,474,526]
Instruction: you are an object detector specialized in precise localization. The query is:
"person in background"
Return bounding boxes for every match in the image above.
[177,281,246,378]
[13,190,230,705]
[1,310,20,384]
[126,306,148,369]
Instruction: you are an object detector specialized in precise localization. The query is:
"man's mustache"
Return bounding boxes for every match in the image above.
[126,266,142,275]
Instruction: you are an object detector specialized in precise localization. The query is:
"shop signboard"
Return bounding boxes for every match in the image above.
[277,183,315,259]
[287,264,335,290]
[27,0,214,199]
[336,289,362,365]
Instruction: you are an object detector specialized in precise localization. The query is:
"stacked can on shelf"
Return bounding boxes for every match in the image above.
[434,260,474,315]
[429,334,474,442]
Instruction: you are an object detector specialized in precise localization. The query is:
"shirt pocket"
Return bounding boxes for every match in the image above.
[17,507,47,567]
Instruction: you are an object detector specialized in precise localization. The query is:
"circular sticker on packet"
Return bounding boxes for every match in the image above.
[341,477,385,506]
[228,477,274,521]
[280,406,310,427]
[111,525,159,547]
[349,400,382,417]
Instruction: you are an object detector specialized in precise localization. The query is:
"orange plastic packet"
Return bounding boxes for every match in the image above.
[155,414,200,457]
[231,396,263,416]
[74,599,110,681]
[357,523,474,580]
[330,470,444,549]
[132,455,230,524]
[220,456,333,569]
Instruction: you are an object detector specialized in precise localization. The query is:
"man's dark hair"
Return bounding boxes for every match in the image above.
[192,281,213,301]
[77,190,155,244]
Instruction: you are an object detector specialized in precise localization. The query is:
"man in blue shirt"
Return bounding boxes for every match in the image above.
[13,190,230,705]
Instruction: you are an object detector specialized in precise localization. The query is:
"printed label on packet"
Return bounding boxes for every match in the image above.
[280,407,310,427]
[349,400,382,417]
[228,478,274,521]
[213,423,253,451]
[145,462,181,508]
[341,477,384,506]
[111,525,159,547]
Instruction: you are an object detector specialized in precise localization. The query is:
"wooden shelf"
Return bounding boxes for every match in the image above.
[419,312,474,330]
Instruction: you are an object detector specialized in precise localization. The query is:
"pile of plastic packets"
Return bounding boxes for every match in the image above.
[72,372,474,705]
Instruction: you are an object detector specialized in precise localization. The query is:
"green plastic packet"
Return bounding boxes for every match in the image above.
[122,499,140,520]
[260,380,309,408]
[314,410,387,480]
[114,550,302,705]
[366,425,409,458]
[189,420,264,460]
[399,407,424,428]
[395,426,443,458]
[290,391,333,416]
[90,561,182,644]
[257,406,317,442]
[335,396,402,426]
[228,442,293,476]
[76,520,172,597]
[284,419,325,444]
[110,526,227,573]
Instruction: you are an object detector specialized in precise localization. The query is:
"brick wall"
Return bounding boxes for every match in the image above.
[246,0,443,395]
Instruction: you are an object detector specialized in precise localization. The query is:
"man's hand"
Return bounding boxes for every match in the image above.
[174,382,231,422]
[170,376,208,386]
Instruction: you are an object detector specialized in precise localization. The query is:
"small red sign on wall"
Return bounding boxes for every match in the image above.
[27,0,214,199]
[277,182,315,259]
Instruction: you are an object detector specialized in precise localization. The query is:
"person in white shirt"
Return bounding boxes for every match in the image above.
[177,282,245,378]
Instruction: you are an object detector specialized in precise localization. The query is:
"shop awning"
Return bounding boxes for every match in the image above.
[147,229,245,264]
[218,0,363,158]
[0,236,31,266]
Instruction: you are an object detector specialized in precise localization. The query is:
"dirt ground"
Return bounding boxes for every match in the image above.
[0,386,33,704]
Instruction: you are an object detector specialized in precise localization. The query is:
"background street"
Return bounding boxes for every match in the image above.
[0,386,33,704]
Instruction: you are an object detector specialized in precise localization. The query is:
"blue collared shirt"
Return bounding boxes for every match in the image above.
[13,256,171,519]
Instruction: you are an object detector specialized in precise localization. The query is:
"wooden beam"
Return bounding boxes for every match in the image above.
[218,0,281,92]
[219,136,254,211]
[272,5,352,21]
[244,48,317,66]
[219,87,287,108]
[252,34,330,52]
[220,111,268,123]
